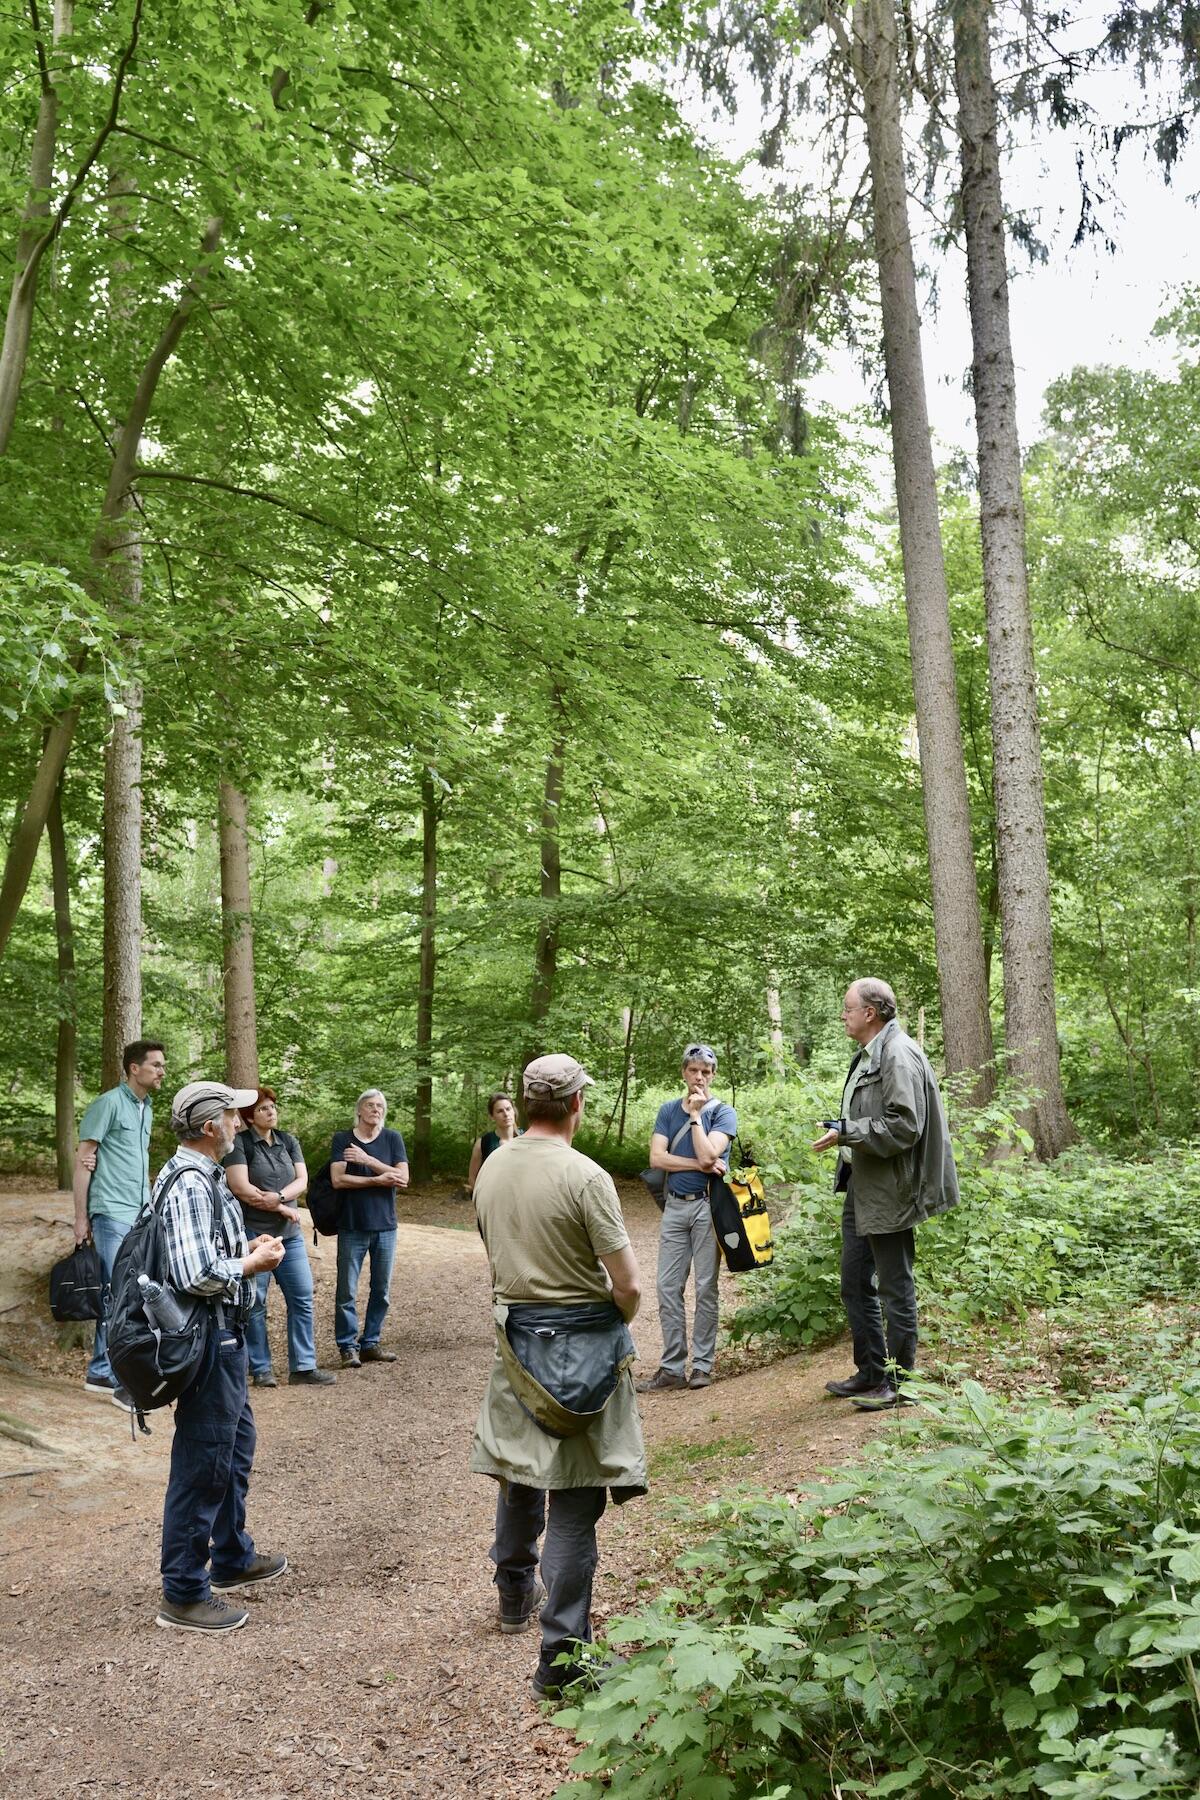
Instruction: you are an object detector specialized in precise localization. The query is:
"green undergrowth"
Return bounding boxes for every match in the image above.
[554,1380,1200,1799]
[728,1101,1200,1396]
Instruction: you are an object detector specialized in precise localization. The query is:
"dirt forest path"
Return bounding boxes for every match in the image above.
[0,1178,883,1799]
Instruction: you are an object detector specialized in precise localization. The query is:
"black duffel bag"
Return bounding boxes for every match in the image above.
[48,1239,105,1321]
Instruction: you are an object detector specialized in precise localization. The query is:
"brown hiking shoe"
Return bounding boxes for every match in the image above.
[636,1369,687,1393]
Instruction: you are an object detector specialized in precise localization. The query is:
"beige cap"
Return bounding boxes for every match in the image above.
[171,1080,259,1134]
[522,1054,595,1100]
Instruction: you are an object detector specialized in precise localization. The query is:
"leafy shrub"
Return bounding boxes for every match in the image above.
[554,1382,1200,1798]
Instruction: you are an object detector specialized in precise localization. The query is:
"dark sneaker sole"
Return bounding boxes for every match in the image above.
[156,1610,248,1633]
[211,1556,289,1593]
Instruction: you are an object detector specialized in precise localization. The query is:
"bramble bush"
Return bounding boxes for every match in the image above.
[554,1382,1200,1798]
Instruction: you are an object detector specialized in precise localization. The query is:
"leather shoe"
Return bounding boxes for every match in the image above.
[340,1349,361,1369]
[852,1383,918,1411]
[825,1372,879,1398]
[687,1370,712,1389]
[251,1371,278,1389]
[636,1369,687,1393]
[361,1346,397,1363]
[289,1368,336,1386]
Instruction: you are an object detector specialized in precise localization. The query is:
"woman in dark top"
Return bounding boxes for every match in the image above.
[330,1088,409,1369]
[467,1091,522,1195]
[224,1087,335,1389]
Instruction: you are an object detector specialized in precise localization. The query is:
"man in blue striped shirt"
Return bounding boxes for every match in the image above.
[153,1081,290,1635]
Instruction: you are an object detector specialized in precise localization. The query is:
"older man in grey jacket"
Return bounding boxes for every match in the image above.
[811,978,959,1412]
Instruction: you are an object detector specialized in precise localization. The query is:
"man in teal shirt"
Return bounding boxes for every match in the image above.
[72,1039,167,1398]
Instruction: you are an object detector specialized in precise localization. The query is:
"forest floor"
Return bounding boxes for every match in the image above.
[0,1175,890,1800]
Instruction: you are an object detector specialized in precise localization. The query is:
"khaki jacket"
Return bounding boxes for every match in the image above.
[839,1020,960,1235]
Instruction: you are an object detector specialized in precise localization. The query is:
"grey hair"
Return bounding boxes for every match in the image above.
[852,979,898,1023]
[355,1088,387,1118]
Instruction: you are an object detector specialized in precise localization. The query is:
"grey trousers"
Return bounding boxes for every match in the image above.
[656,1193,720,1379]
[491,1481,607,1684]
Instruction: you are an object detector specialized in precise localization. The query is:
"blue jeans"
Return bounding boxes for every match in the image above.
[161,1322,257,1604]
[245,1233,317,1376]
[86,1213,134,1383]
[335,1228,396,1351]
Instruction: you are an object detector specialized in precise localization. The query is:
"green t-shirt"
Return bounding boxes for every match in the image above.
[78,1081,153,1223]
[474,1135,630,1308]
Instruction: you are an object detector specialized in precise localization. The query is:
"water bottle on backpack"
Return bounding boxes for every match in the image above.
[137,1273,192,1335]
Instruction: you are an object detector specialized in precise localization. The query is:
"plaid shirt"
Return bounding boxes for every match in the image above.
[153,1147,252,1314]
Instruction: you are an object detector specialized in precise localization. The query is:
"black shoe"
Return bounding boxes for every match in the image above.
[533,1648,624,1700]
[340,1348,361,1369]
[84,1375,118,1396]
[498,1578,546,1636]
[210,1552,288,1592]
[852,1383,917,1411]
[289,1368,336,1386]
[360,1346,397,1363]
[252,1371,278,1388]
[635,1369,687,1393]
[825,1372,880,1398]
[157,1594,249,1633]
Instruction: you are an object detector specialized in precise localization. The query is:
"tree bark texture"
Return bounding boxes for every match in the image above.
[0,0,74,455]
[218,781,258,1087]
[0,214,224,962]
[47,775,76,1187]
[411,769,438,1183]
[99,172,144,1092]
[766,978,786,1078]
[851,0,995,1093]
[954,0,1075,1155]
[527,696,566,1070]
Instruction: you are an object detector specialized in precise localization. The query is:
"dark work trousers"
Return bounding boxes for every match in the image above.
[160,1320,257,1604]
[491,1481,608,1683]
[839,1182,918,1383]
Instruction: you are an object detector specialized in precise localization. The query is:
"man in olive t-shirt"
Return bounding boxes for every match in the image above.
[472,1054,645,1700]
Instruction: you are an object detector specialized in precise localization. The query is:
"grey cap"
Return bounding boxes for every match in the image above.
[522,1054,595,1100]
[171,1080,259,1135]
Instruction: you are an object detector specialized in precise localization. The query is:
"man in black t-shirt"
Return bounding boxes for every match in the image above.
[330,1088,409,1369]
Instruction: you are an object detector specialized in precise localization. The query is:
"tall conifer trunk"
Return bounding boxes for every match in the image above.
[954,0,1075,1154]
[412,769,438,1182]
[218,781,258,1086]
[47,776,76,1187]
[850,0,995,1092]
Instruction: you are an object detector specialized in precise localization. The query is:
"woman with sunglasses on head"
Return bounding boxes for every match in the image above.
[223,1087,335,1389]
[466,1090,522,1196]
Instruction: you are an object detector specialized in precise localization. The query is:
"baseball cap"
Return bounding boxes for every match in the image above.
[522,1054,595,1100]
[171,1080,260,1134]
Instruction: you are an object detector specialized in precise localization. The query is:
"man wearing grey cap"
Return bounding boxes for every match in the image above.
[151,1082,289,1634]
[471,1053,646,1699]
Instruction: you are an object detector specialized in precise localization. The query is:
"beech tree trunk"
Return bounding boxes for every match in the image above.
[218,781,258,1087]
[99,175,144,1091]
[0,0,74,455]
[0,214,224,962]
[527,694,566,1069]
[766,977,786,1078]
[47,776,76,1187]
[850,0,995,1093]
[411,769,438,1183]
[954,0,1075,1156]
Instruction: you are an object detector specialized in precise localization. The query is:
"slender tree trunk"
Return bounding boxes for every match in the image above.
[218,781,258,1086]
[527,693,566,1067]
[954,0,1074,1155]
[412,770,438,1183]
[766,977,786,1078]
[100,171,144,1091]
[849,0,995,1094]
[47,775,76,1187]
[0,215,224,962]
[0,0,74,455]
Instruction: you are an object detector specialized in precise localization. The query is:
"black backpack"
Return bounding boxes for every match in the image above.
[107,1165,217,1421]
[306,1160,343,1238]
[48,1239,105,1321]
